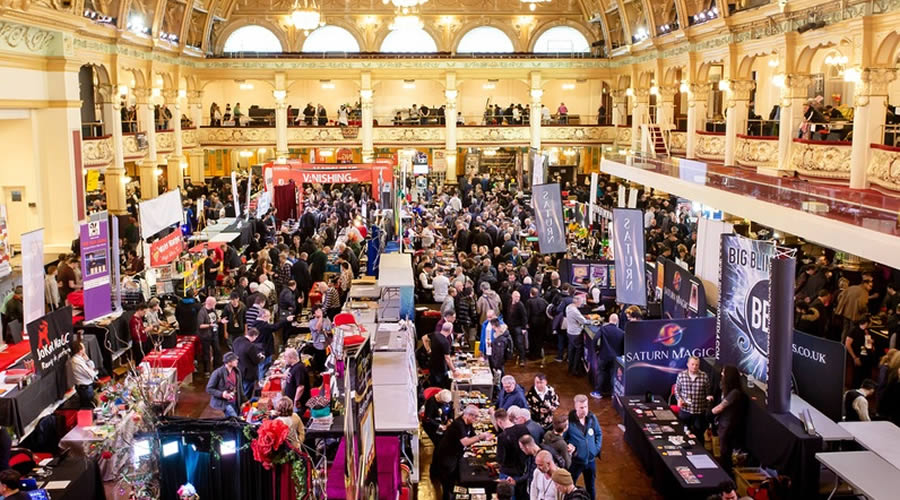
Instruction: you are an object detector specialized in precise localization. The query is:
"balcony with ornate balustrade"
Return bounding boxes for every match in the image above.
[735,134,778,169]
[789,138,852,182]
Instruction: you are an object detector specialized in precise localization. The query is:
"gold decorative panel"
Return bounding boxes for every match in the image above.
[373,127,444,144]
[735,136,777,168]
[789,140,851,179]
[867,146,900,193]
[669,131,686,153]
[82,136,113,167]
[696,133,725,161]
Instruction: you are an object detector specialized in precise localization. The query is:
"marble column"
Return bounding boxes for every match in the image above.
[724,80,755,167]
[685,83,709,159]
[275,99,288,156]
[849,68,897,188]
[102,92,128,214]
[188,149,205,184]
[777,75,813,172]
[631,89,650,152]
[530,72,542,150]
[656,87,678,130]
[165,91,184,190]
[189,91,204,128]
[445,86,458,184]
[611,89,628,127]
[136,89,158,200]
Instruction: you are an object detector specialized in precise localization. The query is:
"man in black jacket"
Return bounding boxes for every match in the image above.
[526,288,549,359]
[205,352,242,417]
[220,292,246,351]
[232,328,264,399]
[197,297,225,374]
[291,252,312,306]
[249,308,292,382]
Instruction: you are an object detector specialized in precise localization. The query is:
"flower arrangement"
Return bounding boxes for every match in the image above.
[243,420,316,499]
[249,419,290,470]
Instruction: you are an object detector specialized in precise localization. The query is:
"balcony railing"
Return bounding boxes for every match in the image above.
[868,144,900,193]
[789,138,852,181]
[736,134,778,169]
[696,130,725,161]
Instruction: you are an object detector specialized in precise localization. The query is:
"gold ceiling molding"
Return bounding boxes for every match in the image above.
[0,98,82,108]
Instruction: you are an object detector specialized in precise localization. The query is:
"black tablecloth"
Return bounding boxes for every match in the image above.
[457,456,497,494]
[0,368,68,435]
[623,398,731,499]
[44,456,105,500]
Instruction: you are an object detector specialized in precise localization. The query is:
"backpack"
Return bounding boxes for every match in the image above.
[490,332,514,366]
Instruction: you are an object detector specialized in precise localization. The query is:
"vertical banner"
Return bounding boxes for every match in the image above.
[80,216,112,322]
[768,256,796,413]
[661,258,708,319]
[792,330,845,421]
[231,172,241,218]
[612,208,646,306]
[696,218,733,308]
[111,216,122,312]
[623,317,717,396]
[0,204,9,278]
[245,170,253,221]
[345,337,378,499]
[21,228,44,326]
[27,306,74,376]
[617,184,626,208]
[588,172,598,227]
[627,187,639,208]
[531,151,545,186]
[716,234,776,383]
[532,183,567,254]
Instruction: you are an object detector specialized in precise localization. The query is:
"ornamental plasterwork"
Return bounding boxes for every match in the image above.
[202,127,277,144]
[615,127,631,146]
[123,135,142,157]
[156,131,174,152]
[373,127,445,143]
[789,141,851,179]
[457,126,529,143]
[669,131,686,153]
[735,136,777,168]
[696,134,725,160]
[287,127,352,144]
[0,21,56,55]
[82,136,113,167]
[183,129,198,147]
[866,147,900,193]
[541,126,615,143]
[855,68,897,102]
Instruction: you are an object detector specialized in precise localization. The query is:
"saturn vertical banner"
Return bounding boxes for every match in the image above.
[612,208,646,306]
[532,183,567,254]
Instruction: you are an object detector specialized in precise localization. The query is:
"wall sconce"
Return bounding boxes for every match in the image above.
[843,67,862,83]
[562,83,576,90]
[178,89,187,98]
[625,87,634,96]
[771,74,785,88]
[321,80,335,89]
[273,90,287,100]
[403,80,416,89]
[718,80,730,92]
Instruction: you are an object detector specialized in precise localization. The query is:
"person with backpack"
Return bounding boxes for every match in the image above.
[481,312,511,380]
[551,469,591,500]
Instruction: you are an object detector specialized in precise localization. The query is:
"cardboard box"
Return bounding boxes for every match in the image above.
[734,467,772,497]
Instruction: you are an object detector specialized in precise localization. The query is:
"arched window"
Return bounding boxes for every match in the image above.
[533,26,590,53]
[457,26,514,53]
[223,25,283,53]
[302,25,360,52]
[380,29,437,53]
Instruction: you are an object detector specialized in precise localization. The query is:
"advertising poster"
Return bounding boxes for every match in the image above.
[26,306,74,376]
[80,217,112,322]
[612,208,646,306]
[0,204,9,278]
[792,330,845,421]
[149,229,184,267]
[717,234,776,383]
[21,228,44,326]
[624,317,717,397]
[532,183,567,254]
[590,264,609,288]
[345,337,378,500]
[661,258,708,319]
[571,264,589,285]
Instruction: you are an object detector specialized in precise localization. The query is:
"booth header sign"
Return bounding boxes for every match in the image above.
[661,258,707,319]
[150,229,184,268]
[792,330,845,421]
[27,307,74,376]
[532,183,567,254]
[612,208,646,306]
[624,317,716,397]
[79,217,112,322]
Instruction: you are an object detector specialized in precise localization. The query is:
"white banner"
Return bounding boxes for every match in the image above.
[231,172,241,218]
[696,217,733,307]
[617,184,626,208]
[245,170,253,221]
[138,190,183,239]
[588,172,598,226]
[627,187,639,208]
[21,228,44,326]
[256,191,271,219]
[531,153,544,186]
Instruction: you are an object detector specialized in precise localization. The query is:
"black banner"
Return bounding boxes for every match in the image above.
[768,257,796,413]
[26,306,74,376]
[660,258,707,319]
[532,183,567,254]
[792,330,845,421]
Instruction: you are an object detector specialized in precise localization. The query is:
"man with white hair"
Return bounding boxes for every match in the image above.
[282,347,310,411]
[431,405,491,500]
[565,293,589,376]
[511,406,545,444]
[530,450,558,500]
[423,389,454,446]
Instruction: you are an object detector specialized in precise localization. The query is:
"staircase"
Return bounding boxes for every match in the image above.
[642,124,670,157]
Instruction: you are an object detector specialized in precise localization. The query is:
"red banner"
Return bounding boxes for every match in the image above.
[267,160,394,201]
[150,229,183,267]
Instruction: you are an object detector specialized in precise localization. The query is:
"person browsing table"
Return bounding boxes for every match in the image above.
[206,352,243,418]
[675,356,713,437]
[71,340,98,409]
[430,405,492,500]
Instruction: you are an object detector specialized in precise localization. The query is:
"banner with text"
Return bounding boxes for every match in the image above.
[532,183,567,254]
[27,306,74,376]
[661,258,707,319]
[792,330,845,421]
[612,208,646,306]
[717,234,776,383]
[21,228,44,326]
[624,317,717,396]
[231,172,241,218]
[150,228,184,267]
[80,217,112,321]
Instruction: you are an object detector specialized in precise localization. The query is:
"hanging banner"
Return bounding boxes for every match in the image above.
[617,184,626,208]
[717,234,776,383]
[138,190,183,239]
[149,228,184,267]
[230,172,241,218]
[792,330,845,421]
[612,208,646,306]
[696,218,733,307]
[768,256,796,413]
[531,151,545,186]
[256,191,271,219]
[27,306,74,376]
[627,187,639,208]
[588,172,598,227]
[624,317,717,397]
[532,183,567,254]
[245,170,253,221]
[661,258,707,319]
[21,228,44,326]
[0,204,9,279]
[79,216,112,322]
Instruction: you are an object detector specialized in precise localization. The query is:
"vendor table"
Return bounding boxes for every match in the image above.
[39,456,105,500]
[349,285,381,300]
[59,410,141,481]
[0,370,72,436]
[142,336,197,382]
[838,421,900,468]
[816,451,900,500]
[623,397,731,499]
[790,394,852,443]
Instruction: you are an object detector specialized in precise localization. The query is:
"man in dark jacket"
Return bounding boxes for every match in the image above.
[175,291,200,336]
[526,287,550,359]
[563,395,602,500]
[291,252,312,306]
[205,352,242,417]
[591,323,624,399]
[197,297,225,374]
[496,409,530,495]
[221,292,246,348]
[232,327,264,399]
[249,308,291,382]
[309,245,328,284]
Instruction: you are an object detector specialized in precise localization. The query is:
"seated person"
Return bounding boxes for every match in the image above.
[0,469,28,500]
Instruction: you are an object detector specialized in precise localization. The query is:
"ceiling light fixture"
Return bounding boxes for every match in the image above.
[321,80,335,89]
[825,54,849,66]
[483,80,498,89]
[562,82,576,90]
[389,14,423,31]
[289,0,324,34]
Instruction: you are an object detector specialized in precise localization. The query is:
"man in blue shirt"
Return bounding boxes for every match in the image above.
[563,394,602,500]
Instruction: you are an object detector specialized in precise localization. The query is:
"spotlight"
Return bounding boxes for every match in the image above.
[162,441,179,457]
[220,440,237,456]
[133,439,151,461]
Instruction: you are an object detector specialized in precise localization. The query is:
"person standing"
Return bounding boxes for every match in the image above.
[675,356,713,437]
[44,265,60,311]
[844,379,877,421]
[506,290,528,367]
[525,287,549,359]
[221,292,246,346]
[551,469,590,500]
[530,450,559,500]
[206,352,243,417]
[197,296,225,375]
[526,373,560,430]
[232,327,264,399]
[282,348,310,412]
[846,315,876,387]
[429,322,454,389]
[564,394,602,500]
[710,365,747,473]
[835,276,873,340]
[71,340,98,409]
[432,268,451,303]
[565,294,588,376]
[430,405,492,500]
[129,303,151,365]
[291,252,312,307]
[308,305,331,372]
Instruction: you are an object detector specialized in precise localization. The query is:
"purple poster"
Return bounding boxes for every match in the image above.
[80,216,112,321]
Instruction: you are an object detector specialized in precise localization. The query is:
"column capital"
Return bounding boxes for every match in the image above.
[444,89,458,107]
[657,86,679,103]
[611,89,627,101]
[855,68,898,99]
[727,80,756,102]
[632,88,651,104]
[275,101,287,111]
[133,87,150,105]
[688,83,710,103]
[782,74,814,100]
[162,89,178,101]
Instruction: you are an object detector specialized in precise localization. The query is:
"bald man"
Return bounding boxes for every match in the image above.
[530,450,558,500]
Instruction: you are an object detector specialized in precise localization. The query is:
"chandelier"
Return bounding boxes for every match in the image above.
[389,14,423,31]
[383,0,428,8]
[289,0,323,33]
[519,0,551,12]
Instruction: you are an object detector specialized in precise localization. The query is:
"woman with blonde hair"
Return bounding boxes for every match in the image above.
[273,397,305,449]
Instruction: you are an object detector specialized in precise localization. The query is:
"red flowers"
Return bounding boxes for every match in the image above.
[250,419,290,469]
[100,450,113,460]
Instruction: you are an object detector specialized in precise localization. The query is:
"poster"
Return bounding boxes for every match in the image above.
[532,183,567,254]
[230,172,241,218]
[85,170,100,192]
[21,228,44,327]
[149,228,183,267]
[623,317,717,397]
[0,204,9,278]
[661,258,707,319]
[26,306,74,376]
[612,208,646,306]
[590,264,609,288]
[717,234,776,383]
[792,330,845,421]
[571,264,589,285]
[139,190,183,239]
[345,337,378,500]
[80,216,112,322]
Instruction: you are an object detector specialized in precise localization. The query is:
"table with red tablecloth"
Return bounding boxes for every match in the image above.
[142,336,197,381]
